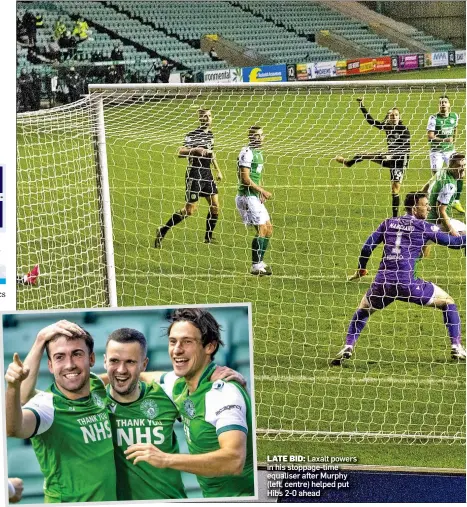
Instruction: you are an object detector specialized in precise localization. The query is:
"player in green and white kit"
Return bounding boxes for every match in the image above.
[5,321,117,503]
[125,308,255,499]
[427,95,464,213]
[236,126,273,276]
[424,152,466,235]
[104,328,187,500]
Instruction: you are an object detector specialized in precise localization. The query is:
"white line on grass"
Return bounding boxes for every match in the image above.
[256,374,464,387]
[121,273,466,282]
[17,183,394,190]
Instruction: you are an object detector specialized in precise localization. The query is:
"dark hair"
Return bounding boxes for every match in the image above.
[168,308,224,359]
[249,125,262,135]
[46,325,94,359]
[439,95,450,101]
[106,328,148,356]
[404,192,427,213]
[448,152,465,168]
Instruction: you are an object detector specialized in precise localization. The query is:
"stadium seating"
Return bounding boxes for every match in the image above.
[17,0,458,83]
[235,0,408,56]
[113,0,340,64]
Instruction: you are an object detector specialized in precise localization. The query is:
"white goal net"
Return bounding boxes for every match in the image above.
[17,80,466,444]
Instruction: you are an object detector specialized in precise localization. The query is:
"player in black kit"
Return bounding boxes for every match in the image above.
[155,108,223,247]
[335,98,411,217]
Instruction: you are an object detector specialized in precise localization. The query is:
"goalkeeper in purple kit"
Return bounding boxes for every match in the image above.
[331,192,466,365]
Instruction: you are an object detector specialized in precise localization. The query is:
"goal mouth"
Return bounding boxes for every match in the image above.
[17,79,466,458]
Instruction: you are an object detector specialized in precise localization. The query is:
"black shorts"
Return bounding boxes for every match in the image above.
[185,177,218,203]
[379,153,409,182]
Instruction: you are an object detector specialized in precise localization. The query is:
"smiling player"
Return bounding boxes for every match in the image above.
[125,308,255,498]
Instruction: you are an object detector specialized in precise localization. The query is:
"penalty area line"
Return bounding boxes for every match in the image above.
[256,374,464,388]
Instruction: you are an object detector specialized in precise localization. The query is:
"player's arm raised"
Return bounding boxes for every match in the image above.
[239,166,271,202]
[5,353,36,439]
[357,98,383,129]
[20,320,85,405]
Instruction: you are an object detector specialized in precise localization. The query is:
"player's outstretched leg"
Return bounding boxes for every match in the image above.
[335,156,355,168]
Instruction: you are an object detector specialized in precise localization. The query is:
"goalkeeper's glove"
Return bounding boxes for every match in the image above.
[348,269,368,281]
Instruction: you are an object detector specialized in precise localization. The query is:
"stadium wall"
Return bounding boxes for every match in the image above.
[364,1,466,48]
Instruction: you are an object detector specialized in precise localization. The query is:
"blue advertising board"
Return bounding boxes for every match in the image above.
[242,64,287,83]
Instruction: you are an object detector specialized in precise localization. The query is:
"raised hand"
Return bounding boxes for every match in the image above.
[5,353,30,387]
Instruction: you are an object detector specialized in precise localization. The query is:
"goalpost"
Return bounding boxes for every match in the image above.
[17,80,466,446]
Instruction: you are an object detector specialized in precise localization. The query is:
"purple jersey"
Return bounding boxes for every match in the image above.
[358,214,466,284]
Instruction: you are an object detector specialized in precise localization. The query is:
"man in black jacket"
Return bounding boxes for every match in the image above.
[335,98,411,217]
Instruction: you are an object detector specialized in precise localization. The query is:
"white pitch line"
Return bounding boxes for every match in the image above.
[16,183,397,190]
[256,374,465,387]
[117,276,465,284]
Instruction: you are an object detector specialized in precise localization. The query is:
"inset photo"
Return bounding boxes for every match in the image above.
[2,304,257,503]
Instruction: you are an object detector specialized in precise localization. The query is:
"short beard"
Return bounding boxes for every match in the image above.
[56,374,88,394]
[111,377,139,396]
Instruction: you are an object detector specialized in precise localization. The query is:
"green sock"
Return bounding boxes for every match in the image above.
[455,178,463,201]
[258,236,270,262]
[252,237,261,264]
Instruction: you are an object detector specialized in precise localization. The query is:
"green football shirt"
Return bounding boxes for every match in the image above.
[23,374,117,503]
[162,363,255,498]
[106,381,187,500]
[427,171,458,222]
[427,112,459,152]
[237,146,264,197]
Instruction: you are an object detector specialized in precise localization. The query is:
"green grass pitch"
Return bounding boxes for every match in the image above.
[17,71,465,469]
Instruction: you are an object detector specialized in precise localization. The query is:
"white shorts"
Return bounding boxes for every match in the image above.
[430,151,454,172]
[235,195,270,226]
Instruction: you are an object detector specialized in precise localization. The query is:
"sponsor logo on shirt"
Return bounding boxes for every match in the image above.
[92,392,105,409]
[215,404,241,416]
[184,399,196,419]
[141,399,159,420]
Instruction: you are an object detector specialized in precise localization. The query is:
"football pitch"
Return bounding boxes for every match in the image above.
[17,80,466,469]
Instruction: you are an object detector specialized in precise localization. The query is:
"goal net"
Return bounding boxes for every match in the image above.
[17,80,466,447]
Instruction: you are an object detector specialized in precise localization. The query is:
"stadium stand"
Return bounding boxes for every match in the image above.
[4,307,251,501]
[234,0,409,56]
[17,0,460,111]
[320,0,455,52]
